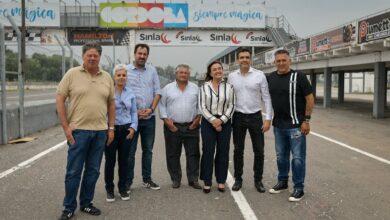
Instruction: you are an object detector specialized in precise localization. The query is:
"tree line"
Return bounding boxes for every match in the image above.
[3,49,198,83]
[4,49,79,82]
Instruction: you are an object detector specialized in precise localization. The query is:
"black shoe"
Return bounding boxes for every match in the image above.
[189,181,202,189]
[126,185,131,194]
[119,191,130,201]
[254,181,265,193]
[106,191,115,202]
[289,189,304,202]
[172,181,181,189]
[232,180,242,191]
[58,210,73,220]
[269,181,288,194]
[217,183,225,192]
[143,180,161,190]
[80,204,101,216]
[218,187,225,193]
[203,186,211,194]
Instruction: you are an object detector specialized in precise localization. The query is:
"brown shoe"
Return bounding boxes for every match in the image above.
[189,181,202,189]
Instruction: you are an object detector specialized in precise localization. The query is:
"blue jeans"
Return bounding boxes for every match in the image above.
[273,127,306,190]
[63,130,107,212]
[127,116,155,186]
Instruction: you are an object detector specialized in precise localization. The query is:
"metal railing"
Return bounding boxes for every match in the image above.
[266,15,297,39]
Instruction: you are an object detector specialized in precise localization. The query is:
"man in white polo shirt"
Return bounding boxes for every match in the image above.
[227,47,272,193]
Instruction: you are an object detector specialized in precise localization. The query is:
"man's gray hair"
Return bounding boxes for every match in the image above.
[113,64,127,75]
[175,64,191,73]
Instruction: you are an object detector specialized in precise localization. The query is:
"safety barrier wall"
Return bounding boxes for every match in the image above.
[0,100,58,144]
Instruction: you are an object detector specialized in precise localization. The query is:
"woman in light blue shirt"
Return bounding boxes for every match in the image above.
[104,64,138,202]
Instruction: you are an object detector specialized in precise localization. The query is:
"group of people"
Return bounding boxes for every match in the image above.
[56,43,314,220]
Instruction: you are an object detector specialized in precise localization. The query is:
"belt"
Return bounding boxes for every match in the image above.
[234,111,261,116]
[114,123,131,129]
[173,122,192,126]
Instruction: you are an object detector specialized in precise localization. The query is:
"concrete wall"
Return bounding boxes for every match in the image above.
[0,100,58,144]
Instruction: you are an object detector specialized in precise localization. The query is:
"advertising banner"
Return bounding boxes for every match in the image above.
[188,4,266,28]
[311,23,356,53]
[358,11,390,43]
[135,30,274,47]
[68,29,130,45]
[5,28,65,45]
[264,47,283,64]
[0,2,60,27]
[40,29,66,45]
[5,29,41,44]
[285,38,310,57]
[99,3,266,29]
[99,3,188,28]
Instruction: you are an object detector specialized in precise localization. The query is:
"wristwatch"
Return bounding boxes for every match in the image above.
[108,126,115,131]
[304,115,311,123]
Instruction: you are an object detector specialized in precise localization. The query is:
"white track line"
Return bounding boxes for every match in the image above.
[311,131,390,165]
[0,140,67,179]
[0,138,258,219]
[226,171,258,220]
[1,126,388,220]
[261,113,389,165]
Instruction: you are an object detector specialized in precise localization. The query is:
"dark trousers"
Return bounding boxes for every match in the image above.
[200,118,231,186]
[163,122,200,183]
[232,111,264,182]
[104,124,133,193]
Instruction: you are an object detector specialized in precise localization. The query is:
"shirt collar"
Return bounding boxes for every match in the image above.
[80,65,103,75]
[237,67,254,75]
[130,63,146,71]
[206,78,225,86]
[175,80,189,89]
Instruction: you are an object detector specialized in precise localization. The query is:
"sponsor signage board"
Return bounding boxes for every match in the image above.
[99,3,188,28]
[264,47,283,64]
[99,3,266,29]
[40,29,66,45]
[311,23,356,53]
[4,28,65,45]
[188,4,266,28]
[285,38,310,57]
[67,29,131,45]
[358,11,390,43]
[0,2,60,27]
[135,30,274,46]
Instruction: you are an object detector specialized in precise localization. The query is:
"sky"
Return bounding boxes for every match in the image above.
[13,0,390,75]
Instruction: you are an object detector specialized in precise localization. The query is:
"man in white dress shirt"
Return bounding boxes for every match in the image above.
[159,64,202,190]
[227,48,273,193]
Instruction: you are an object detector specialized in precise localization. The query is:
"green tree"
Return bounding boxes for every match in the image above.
[5,49,18,81]
[4,50,79,82]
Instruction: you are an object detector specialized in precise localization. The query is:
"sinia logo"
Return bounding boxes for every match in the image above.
[175,31,202,42]
[139,33,171,44]
[246,32,272,42]
[210,33,241,44]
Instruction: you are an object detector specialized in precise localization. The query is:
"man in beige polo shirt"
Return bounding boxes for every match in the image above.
[56,42,115,220]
